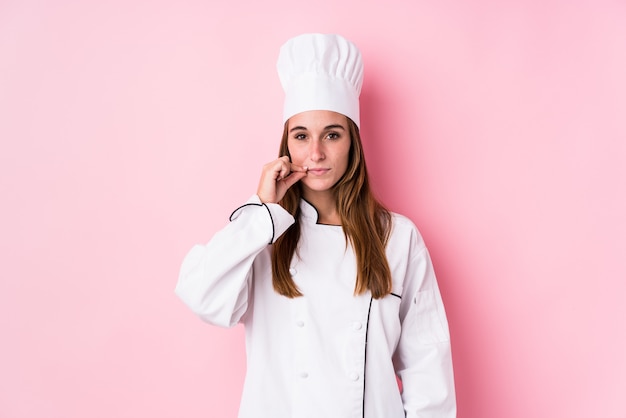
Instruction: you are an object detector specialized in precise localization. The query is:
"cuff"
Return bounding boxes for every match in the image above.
[229,195,296,244]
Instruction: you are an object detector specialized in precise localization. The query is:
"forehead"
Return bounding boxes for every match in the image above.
[287,110,348,130]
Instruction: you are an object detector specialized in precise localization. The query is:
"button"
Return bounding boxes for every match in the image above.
[349,372,359,381]
[289,267,297,276]
[299,372,309,379]
[296,320,305,327]
[352,322,363,330]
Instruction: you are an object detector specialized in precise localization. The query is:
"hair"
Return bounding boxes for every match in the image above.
[271,116,393,299]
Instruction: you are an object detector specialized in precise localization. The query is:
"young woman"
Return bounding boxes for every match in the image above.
[176,33,456,418]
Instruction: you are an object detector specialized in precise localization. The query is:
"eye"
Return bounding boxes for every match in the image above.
[326,132,340,140]
[293,133,307,140]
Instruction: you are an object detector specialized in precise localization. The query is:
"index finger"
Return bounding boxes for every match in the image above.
[289,163,308,173]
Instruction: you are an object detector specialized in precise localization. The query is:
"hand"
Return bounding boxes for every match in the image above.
[257,156,308,203]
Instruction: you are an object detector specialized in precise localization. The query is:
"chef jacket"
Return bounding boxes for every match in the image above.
[176,195,456,418]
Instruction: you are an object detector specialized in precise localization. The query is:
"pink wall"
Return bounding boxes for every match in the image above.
[1,0,625,417]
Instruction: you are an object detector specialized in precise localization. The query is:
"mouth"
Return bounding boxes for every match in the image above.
[307,168,330,175]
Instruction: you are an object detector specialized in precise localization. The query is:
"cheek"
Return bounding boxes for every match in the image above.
[339,147,351,169]
[287,146,305,164]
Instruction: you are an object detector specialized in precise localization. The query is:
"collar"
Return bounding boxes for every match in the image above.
[299,198,343,227]
[299,198,320,223]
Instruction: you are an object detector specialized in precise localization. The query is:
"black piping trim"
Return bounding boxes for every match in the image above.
[228,202,275,245]
[262,203,276,244]
[390,292,402,299]
[362,296,373,418]
[300,197,342,226]
[300,197,321,223]
[229,203,262,221]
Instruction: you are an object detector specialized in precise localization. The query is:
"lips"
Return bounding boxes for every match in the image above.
[307,168,330,175]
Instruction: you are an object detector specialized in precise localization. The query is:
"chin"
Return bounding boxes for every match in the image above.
[302,181,335,194]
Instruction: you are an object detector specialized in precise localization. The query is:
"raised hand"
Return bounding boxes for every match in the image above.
[257,156,308,203]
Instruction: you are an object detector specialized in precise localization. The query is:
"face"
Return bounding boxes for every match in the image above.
[287,110,352,199]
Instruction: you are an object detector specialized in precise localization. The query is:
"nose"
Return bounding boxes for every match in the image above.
[309,140,325,162]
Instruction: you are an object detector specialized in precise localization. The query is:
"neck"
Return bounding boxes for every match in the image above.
[302,189,341,225]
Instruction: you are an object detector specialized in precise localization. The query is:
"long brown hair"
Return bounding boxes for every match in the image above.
[271,117,393,299]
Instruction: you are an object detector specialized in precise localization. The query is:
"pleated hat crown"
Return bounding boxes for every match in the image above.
[277,33,364,128]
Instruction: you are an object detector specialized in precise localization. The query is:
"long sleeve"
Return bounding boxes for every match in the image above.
[175,195,295,328]
[393,245,457,417]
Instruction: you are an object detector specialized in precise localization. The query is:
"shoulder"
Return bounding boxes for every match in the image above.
[390,211,422,238]
[390,211,417,230]
[388,211,427,254]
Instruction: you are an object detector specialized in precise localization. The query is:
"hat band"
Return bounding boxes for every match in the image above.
[282,73,360,127]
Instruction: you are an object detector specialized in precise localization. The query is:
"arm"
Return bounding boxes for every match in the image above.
[393,246,457,417]
[175,195,295,328]
[176,155,306,327]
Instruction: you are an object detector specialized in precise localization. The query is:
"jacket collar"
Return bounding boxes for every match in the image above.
[299,198,343,227]
[299,198,320,223]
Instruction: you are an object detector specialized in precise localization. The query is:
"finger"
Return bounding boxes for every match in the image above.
[289,163,308,173]
[268,158,289,180]
[282,170,307,189]
[277,163,291,180]
[278,163,307,181]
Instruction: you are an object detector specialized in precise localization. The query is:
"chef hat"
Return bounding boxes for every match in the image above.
[277,33,364,128]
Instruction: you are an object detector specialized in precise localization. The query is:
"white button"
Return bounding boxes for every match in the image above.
[299,372,309,379]
[353,322,362,330]
[289,267,297,276]
[349,372,359,381]
[296,320,305,327]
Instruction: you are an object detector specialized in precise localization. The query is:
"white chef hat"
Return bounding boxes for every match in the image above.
[277,33,364,128]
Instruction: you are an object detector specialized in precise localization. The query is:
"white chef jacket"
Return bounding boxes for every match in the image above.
[176,195,456,418]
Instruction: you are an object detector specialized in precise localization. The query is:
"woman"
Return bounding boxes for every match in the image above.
[176,33,456,418]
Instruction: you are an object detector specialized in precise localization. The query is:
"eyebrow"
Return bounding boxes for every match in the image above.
[289,124,346,133]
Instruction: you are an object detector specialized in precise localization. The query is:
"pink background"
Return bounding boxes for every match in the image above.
[1,0,625,417]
